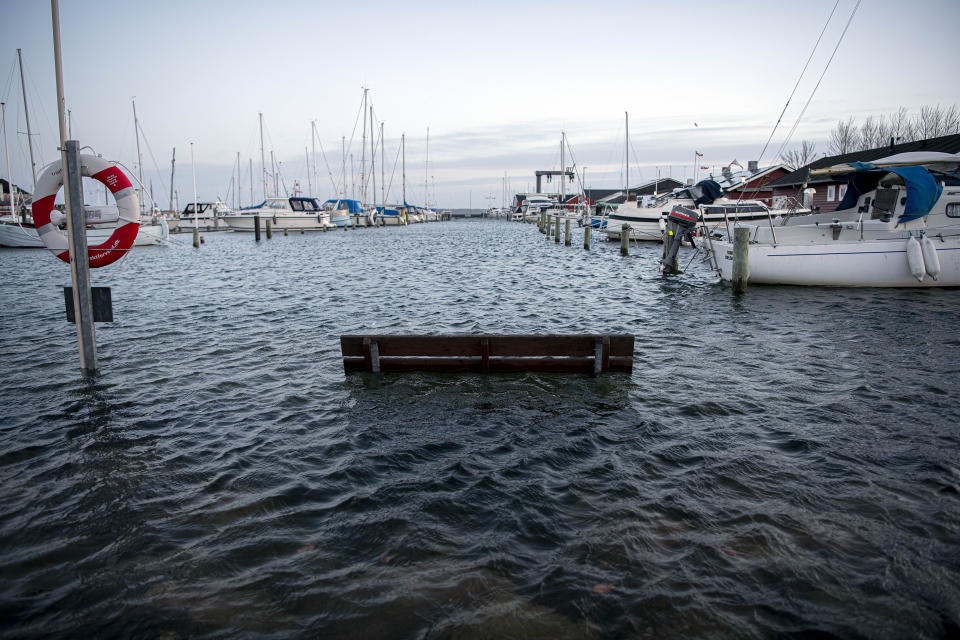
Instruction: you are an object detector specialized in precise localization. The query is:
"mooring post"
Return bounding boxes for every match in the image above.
[621,224,631,256]
[555,216,561,243]
[546,215,552,240]
[192,226,199,248]
[732,226,750,294]
[265,218,272,239]
[584,224,591,250]
[564,218,571,246]
[254,213,261,242]
[284,228,289,236]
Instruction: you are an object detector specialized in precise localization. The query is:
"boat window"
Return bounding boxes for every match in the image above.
[871,188,899,220]
[947,203,960,218]
[290,200,304,211]
[302,200,318,211]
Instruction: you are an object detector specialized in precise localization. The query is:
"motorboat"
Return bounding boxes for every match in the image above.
[176,201,231,232]
[322,198,371,227]
[221,197,336,231]
[603,180,771,241]
[703,152,960,287]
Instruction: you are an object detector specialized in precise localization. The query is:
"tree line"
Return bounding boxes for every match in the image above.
[829,104,960,156]
[780,104,960,170]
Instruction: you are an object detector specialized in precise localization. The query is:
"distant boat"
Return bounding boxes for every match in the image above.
[322,198,371,227]
[221,197,335,232]
[176,201,231,232]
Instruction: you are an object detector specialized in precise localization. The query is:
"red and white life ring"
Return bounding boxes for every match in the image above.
[31,154,140,268]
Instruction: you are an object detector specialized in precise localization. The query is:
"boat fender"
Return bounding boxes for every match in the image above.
[906,235,925,282]
[921,235,941,280]
[31,154,140,268]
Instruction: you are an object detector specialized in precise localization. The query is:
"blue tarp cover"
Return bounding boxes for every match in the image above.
[836,163,942,223]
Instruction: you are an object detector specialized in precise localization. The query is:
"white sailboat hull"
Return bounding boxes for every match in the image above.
[711,235,960,287]
[0,219,169,248]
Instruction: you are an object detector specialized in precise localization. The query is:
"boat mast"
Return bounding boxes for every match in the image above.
[190,142,198,229]
[560,132,565,209]
[360,89,367,208]
[305,146,311,198]
[341,136,346,199]
[370,104,376,216]
[380,122,385,210]
[168,147,176,212]
[17,49,37,190]
[425,126,429,208]
[248,158,252,206]
[2,102,14,220]
[311,120,319,199]
[270,150,277,196]
[402,133,406,206]
[132,98,144,213]
[259,112,267,202]
[235,151,240,208]
[624,111,629,203]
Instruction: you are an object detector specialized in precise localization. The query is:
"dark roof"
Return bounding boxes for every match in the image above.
[767,133,960,188]
[0,178,31,197]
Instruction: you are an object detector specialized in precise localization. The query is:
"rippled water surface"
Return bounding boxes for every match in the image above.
[1,220,959,638]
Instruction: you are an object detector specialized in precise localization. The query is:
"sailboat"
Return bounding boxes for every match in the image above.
[0,57,166,248]
[704,152,960,287]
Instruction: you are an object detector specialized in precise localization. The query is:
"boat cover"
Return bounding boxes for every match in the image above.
[691,179,723,205]
[323,199,364,213]
[836,163,942,224]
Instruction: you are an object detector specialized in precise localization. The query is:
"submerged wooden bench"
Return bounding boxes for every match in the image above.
[340,334,634,374]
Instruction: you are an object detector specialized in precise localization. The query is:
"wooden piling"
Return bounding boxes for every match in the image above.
[284,228,289,236]
[555,216,561,243]
[732,226,750,294]
[564,218,571,246]
[254,213,261,242]
[546,215,553,240]
[584,224,591,250]
[192,226,199,248]
[265,219,272,239]
[620,224,630,256]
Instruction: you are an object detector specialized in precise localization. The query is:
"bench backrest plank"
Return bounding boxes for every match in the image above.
[341,334,633,374]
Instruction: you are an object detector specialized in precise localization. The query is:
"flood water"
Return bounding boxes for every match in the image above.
[1,219,958,638]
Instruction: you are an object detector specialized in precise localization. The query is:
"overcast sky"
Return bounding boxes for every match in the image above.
[2,0,958,209]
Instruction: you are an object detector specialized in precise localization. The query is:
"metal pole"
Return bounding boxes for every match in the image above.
[53,0,98,376]
[236,151,240,209]
[17,49,38,190]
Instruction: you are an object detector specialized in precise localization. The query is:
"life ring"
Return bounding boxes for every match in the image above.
[31,154,140,268]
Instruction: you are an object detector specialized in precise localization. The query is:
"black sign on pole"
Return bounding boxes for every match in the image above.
[64,286,113,323]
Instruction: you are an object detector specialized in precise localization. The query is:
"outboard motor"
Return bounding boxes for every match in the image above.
[660,205,699,273]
